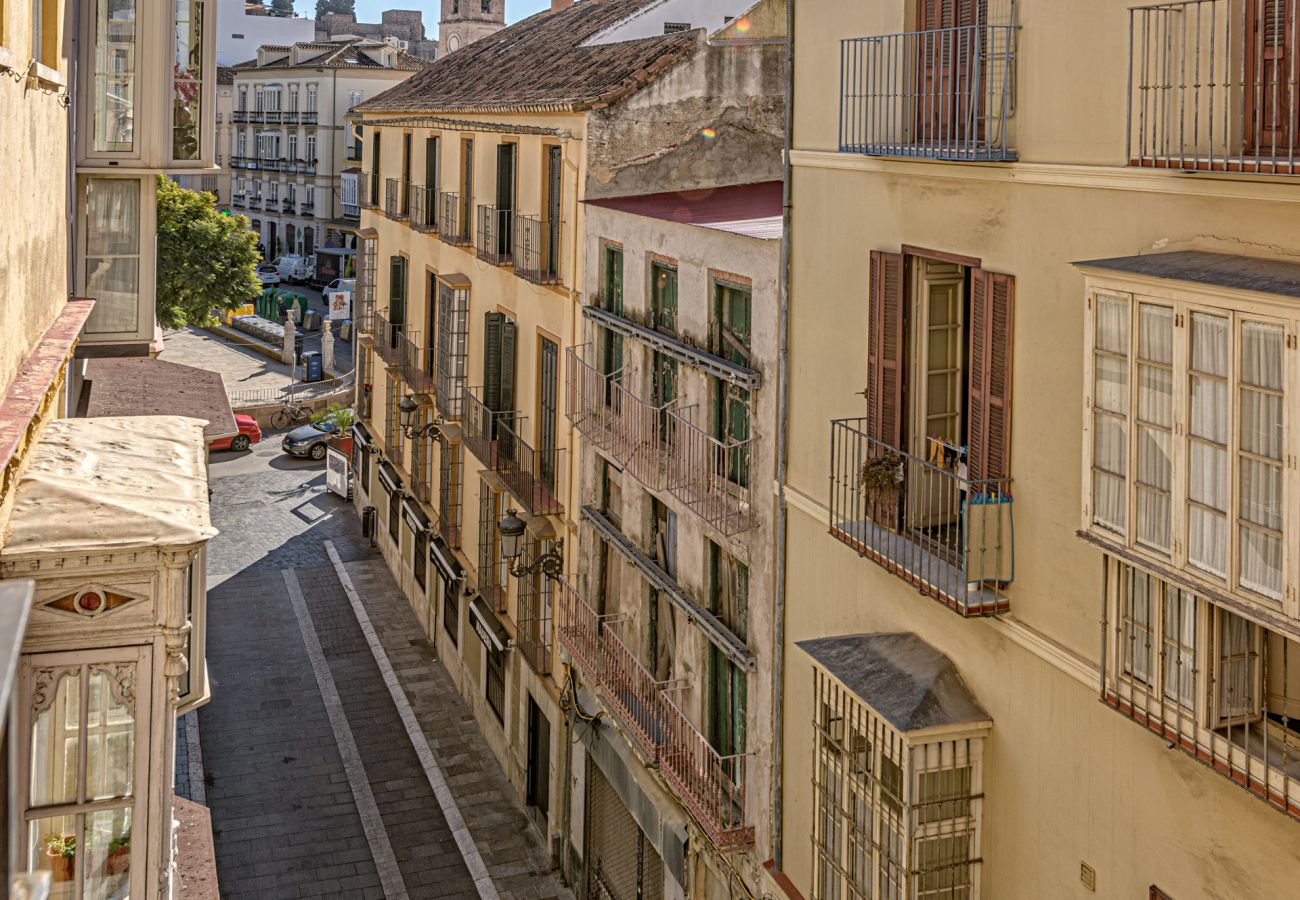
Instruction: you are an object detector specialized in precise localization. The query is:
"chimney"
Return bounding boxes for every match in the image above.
[551,0,573,11]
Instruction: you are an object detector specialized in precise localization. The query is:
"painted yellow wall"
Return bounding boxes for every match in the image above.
[783,1,1300,898]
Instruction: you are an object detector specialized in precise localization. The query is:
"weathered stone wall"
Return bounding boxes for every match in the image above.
[585,37,787,199]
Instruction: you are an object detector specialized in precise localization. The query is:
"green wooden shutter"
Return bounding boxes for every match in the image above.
[483,311,503,411]
[388,256,406,325]
[500,319,517,414]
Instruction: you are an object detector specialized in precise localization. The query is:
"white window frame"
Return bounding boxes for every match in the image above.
[1082,274,1298,617]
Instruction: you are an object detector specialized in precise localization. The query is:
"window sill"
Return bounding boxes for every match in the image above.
[31,60,66,89]
[0,47,14,73]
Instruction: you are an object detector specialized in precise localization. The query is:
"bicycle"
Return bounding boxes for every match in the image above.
[270,398,312,429]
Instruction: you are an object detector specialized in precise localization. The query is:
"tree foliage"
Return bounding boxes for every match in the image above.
[155,176,262,330]
[315,0,355,17]
[270,0,295,14]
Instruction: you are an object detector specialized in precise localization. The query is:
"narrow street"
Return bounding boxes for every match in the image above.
[197,435,572,900]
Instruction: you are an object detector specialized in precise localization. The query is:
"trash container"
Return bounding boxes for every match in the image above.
[302,309,322,332]
[339,320,353,342]
[302,350,323,383]
[294,332,305,364]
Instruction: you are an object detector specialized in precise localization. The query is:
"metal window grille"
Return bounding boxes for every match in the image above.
[1101,555,1300,822]
[478,478,506,612]
[356,235,378,335]
[485,642,506,723]
[811,668,984,900]
[442,574,459,646]
[385,372,405,463]
[517,538,554,674]
[411,406,435,503]
[439,441,463,549]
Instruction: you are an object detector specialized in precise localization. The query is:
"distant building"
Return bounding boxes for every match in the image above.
[216,0,315,66]
[438,0,506,55]
[317,9,441,61]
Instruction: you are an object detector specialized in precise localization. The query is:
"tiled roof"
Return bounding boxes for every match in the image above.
[217,65,237,85]
[233,39,428,73]
[355,0,698,114]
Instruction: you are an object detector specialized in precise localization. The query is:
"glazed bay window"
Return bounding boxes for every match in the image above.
[83,178,142,336]
[1085,279,1289,608]
[1102,556,1300,820]
[172,0,205,160]
[92,0,136,153]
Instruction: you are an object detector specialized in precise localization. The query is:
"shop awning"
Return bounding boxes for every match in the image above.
[402,498,430,535]
[430,537,461,583]
[797,633,991,735]
[469,595,509,652]
[377,460,402,494]
[352,421,373,449]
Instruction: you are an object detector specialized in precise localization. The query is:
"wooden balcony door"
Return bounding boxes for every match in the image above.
[1246,0,1299,155]
[915,0,988,147]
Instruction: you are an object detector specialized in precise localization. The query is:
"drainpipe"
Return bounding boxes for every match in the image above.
[771,0,795,874]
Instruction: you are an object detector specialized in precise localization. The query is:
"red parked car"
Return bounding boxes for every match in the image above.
[210,414,262,452]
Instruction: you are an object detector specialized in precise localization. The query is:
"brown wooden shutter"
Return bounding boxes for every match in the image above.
[1246,0,1297,153]
[967,269,1014,486]
[867,251,906,449]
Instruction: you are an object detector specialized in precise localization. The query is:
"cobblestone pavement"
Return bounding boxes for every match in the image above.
[199,436,572,900]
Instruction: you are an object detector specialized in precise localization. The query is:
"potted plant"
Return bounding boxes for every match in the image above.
[105,834,131,875]
[42,833,75,882]
[859,451,905,501]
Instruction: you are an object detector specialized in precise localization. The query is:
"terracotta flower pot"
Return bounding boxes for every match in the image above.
[106,846,130,875]
[48,853,73,882]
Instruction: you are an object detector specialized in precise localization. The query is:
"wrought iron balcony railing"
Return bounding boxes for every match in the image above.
[829,418,1014,616]
[230,155,252,169]
[299,202,315,217]
[410,185,437,232]
[248,197,263,210]
[282,110,299,125]
[554,576,755,848]
[302,111,319,125]
[494,417,565,517]
[248,110,265,124]
[280,198,295,213]
[373,313,405,367]
[476,205,514,265]
[385,178,407,219]
[438,191,472,246]
[233,110,249,124]
[396,328,436,395]
[293,161,317,176]
[263,110,283,124]
[232,194,246,208]
[566,347,754,535]
[659,691,753,850]
[1128,0,1300,174]
[839,24,1019,161]
[566,348,671,491]
[461,387,513,468]
[513,214,562,285]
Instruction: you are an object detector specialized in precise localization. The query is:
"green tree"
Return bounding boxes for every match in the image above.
[270,0,295,15]
[315,0,355,17]
[155,176,261,329]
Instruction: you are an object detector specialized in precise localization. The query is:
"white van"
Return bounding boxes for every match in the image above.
[273,255,311,284]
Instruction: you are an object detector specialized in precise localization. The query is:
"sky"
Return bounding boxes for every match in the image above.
[293,1,551,36]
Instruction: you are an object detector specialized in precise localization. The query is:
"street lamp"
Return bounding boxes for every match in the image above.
[398,395,443,441]
[497,508,564,579]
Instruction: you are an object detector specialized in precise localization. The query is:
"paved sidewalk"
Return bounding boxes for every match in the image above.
[198,437,573,900]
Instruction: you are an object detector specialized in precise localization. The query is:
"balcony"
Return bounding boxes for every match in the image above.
[475,205,514,265]
[282,110,299,125]
[299,201,315,217]
[263,110,283,124]
[1128,0,1300,175]
[461,387,512,468]
[839,24,1019,161]
[248,197,263,210]
[554,578,755,848]
[494,417,566,517]
[248,110,265,124]
[280,198,294,213]
[385,178,407,219]
[232,194,246,208]
[395,329,436,395]
[233,110,249,124]
[566,347,755,536]
[438,191,472,247]
[230,156,252,169]
[513,214,562,285]
[828,418,1014,616]
[373,313,405,367]
[302,111,319,125]
[410,185,437,232]
[293,161,317,176]
[359,173,377,209]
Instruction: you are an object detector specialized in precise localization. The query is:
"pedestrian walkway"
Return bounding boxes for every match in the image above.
[198,438,572,900]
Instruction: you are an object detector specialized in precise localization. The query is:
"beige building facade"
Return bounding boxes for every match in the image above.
[347,2,786,899]
[228,39,426,260]
[774,2,1300,900]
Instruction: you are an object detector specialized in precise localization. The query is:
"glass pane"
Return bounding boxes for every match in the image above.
[87,667,135,801]
[31,670,80,807]
[1240,388,1283,460]
[1138,303,1173,363]
[1094,355,1128,414]
[1137,363,1172,427]
[1188,507,1227,576]
[1163,591,1197,707]
[85,179,140,257]
[1189,374,1227,442]
[1093,471,1126,532]
[85,807,132,899]
[1095,294,1129,354]
[1240,458,1283,531]
[29,814,78,899]
[85,258,140,334]
[1241,321,1284,390]
[93,0,137,152]
[1136,426,1171,491]
[1093,413,1127,474]
[1136,486,1170,553]
[1188,441,1227,510]
[1190,313,1229,377]
[1240,528,1283,600]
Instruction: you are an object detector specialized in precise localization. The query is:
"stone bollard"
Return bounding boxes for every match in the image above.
[321,319,335,374]
[281,317,296,365]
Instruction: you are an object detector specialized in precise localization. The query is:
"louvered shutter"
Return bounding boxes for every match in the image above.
[389,256,406,324]
[1247,0,1297,152]
[478,477,493,580]
[500,319,518,414]
[867,251,905,449]
[967,269,1014,486]
[483,311,503,411]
